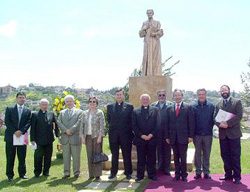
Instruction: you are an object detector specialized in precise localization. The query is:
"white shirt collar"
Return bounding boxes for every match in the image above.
[175,102,182,109]
[17,104,24,108]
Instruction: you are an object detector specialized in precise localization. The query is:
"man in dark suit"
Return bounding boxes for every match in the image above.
[30,98,59,177]
[165,89,194,182]
[215,85,243,184]
[151,90,172,175]
[107,88,134,180]
[4,92,31,181]
[133,94,159,182]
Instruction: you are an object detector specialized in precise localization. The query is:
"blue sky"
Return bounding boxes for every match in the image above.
[0,0,249,92]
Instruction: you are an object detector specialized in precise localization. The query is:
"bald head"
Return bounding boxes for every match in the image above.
[140,94,151,107]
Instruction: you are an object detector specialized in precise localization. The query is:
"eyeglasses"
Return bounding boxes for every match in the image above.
[89,100,96,103]
[158,94,166,97]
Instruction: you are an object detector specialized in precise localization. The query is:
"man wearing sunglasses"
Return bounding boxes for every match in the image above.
[151,90,172,175]
[107,88,134,180]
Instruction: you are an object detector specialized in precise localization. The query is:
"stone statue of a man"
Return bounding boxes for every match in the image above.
[139,9,163,76]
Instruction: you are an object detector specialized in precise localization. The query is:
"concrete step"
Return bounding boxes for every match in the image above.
[103,148,195,172]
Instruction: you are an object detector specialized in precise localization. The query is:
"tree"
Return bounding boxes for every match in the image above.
[240,58,250,107]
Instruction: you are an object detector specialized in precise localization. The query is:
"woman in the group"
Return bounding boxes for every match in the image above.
[82,96,105,180]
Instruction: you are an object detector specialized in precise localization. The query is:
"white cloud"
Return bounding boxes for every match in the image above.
[0,20,17,38]
[62,26,76,36]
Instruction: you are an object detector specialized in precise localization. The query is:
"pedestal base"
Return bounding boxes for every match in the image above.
[128,76,172,107]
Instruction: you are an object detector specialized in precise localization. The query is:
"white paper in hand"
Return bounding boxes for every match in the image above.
[13,133,29,146]
[215,109,235,123]
[30,142,37,150]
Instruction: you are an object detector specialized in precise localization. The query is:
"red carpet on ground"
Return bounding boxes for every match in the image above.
[145,174,250,192]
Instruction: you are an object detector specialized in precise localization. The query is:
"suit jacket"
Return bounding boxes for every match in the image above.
[107,102,134,142]
[82,109,105,138]
[132,106,159,145]
[151,101,173,133]
[214,97,243,139]
[30,110,59,145]
[165,102,194,145]
[57,108,83,145]
[4,104,31,143]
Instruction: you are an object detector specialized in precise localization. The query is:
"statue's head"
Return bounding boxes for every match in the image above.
[146,9,154,19]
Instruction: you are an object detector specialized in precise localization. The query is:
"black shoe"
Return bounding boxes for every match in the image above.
[194,174,202,180]
[35,174,40,178]
[182,177,188,182]
[8,177,13,182]
[219,176,233,181]
[164,172,171,176]
[233,179,241,184]
[108,174,116,180]
[135,177,143,182]
[126,175,132,180]
[173,176,180,181]
[20,175,28,179]
[95,176,100,181]
[149,176,158,181]
[74,174,80,179]
[62,175,70,179]
[204,174,211,179]
[43,172,50,176]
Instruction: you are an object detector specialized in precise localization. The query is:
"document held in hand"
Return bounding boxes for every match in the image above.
[13,132,29,146]
[215,109,235,123]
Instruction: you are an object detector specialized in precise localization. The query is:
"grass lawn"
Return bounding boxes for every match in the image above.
[0,136,249,192]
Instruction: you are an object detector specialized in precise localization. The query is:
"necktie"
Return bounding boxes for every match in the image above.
[68,109,73,117]
[224,99,228,107]
[176,104,180,117]
[18,106,23,121]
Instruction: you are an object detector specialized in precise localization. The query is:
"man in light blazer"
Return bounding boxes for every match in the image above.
[215,85,243,184]
[57,95,83,179]
[4,92,31,181]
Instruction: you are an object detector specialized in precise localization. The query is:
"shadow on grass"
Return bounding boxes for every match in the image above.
[0,178,21,191]
[14,176,48,187]
[46,177,79,187]
[71,179,96,191]
[51,158,63,166]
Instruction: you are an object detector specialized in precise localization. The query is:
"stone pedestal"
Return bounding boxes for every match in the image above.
[128,76,172,107]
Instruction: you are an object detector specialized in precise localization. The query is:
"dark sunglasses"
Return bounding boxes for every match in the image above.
[89,100,96,103]
[158,94,166,97]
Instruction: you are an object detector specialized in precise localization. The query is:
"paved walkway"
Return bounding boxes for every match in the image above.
[78,170,141,191]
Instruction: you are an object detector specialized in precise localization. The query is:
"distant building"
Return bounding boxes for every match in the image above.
[0,85,16,96]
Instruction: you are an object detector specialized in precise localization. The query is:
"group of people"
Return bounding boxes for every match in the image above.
[3,85,243,185]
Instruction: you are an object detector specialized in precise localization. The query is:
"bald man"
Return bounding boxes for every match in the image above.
[133,94,159,182]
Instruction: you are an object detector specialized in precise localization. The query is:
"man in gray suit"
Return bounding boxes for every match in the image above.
[57,95,83,179]
[215,85,243,184]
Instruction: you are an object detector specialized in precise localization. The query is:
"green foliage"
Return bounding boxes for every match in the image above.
[240,59,250,107]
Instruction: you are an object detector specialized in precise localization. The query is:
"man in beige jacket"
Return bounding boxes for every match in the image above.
[57,95,83,179]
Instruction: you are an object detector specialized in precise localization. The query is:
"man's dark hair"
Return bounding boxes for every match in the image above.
[197,88,207,94]
[220,85,230,91]
[173,89,183,97]
[16,91,26,98]
[115,88,124,94]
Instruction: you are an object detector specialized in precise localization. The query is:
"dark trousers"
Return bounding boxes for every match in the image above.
[219,137,241,180]
[172,142,188,178]
[34,144,53,176]
[157,136,171,173]
[136,140,157,179]
[5,142,27,178]
[109,134,132,176]
[193,135,213,175]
